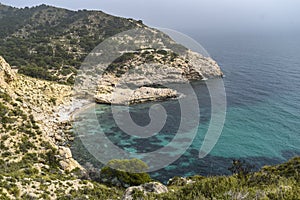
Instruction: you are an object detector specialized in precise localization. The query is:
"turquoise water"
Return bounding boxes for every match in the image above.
[201,34,300,158]
[71,33,300,182]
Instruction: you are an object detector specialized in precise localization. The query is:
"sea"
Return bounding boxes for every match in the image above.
[71,32,300,183]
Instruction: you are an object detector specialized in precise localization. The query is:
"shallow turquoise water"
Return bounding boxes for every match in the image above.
[71,34,300,182]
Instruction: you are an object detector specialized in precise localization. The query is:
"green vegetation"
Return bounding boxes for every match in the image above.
[0,4,141,84]
[126,157,299,200]
[0,91,12,102]
[105,49,180,78]
[18,65,55,81]
[100,159,152,187]
[0,89,125,199]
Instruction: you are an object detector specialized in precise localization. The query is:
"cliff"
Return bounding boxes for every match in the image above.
[73,30,223,105]
[0,56,15,83]
[0,56,100,199]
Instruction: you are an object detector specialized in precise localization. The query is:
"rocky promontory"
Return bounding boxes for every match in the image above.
[93,48,223,105]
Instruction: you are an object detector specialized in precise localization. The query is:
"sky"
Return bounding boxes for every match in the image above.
[1,0,300,36]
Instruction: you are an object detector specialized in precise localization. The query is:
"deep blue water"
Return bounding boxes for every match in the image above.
[71,33,300,183]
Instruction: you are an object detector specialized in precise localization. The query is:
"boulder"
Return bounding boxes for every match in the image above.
[59,146,72,159]
[95,87,178,105]
[0,56,15,83]
[122,182,168,200]
[59,158,83,172]
[167,176,196,186]
[58,146,83,171]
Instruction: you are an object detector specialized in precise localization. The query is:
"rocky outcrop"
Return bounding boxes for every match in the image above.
[93,49,223,105]
[95,87,178,105]
[122,182,168,200]
[167,176,197,186]
[58,146,83,171]
[73,26,223,106]
[0,56,82,172]
[0,56,15,84]
[186,50,223,78]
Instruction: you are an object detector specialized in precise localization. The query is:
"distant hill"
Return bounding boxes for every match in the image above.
[0,4,143,84]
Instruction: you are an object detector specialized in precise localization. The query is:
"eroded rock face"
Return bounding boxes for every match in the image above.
[93,49,223,105]
[58,146,83,171]
[74,27,223,105]
[0,56,83,173]
[186,50,223,78]
[0,56,15,83]
[95,87,178,105]
[122,182,168,200]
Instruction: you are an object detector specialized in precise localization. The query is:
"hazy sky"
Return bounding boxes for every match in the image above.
[1,0,300,35]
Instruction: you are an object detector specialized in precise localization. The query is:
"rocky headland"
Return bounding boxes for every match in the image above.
[94,49,223,105]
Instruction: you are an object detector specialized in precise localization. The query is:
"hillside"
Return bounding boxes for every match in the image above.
[0,3,223,106]
[0,3,143,84]
[0,56,125,199]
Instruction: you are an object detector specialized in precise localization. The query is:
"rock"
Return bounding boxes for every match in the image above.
[0,56,15,83]
[185,50,223,78]
[55,134,63,142]
[95,87,178,105]
[130,87,178,104]
[26,193,39,199]
[91,48,223,105]
[167,177,196,186]
[59,158,82,172]
[59,146,72,159]
[122,182,168,200]
[58,146,84,171]
[111,177,122,187]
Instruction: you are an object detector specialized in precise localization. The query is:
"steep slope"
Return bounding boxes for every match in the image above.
[0,56,111,199]
[0,4,143,84]
[0,3,223,90]
[94,48,223,104]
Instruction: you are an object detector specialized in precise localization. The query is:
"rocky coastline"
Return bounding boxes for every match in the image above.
[91,49,223,105]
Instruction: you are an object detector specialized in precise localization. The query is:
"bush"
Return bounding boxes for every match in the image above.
[18,65,54,81]
[100,159,151,187]
[228,159,255,178]
[0,91,12,102]
[157,49,168,55]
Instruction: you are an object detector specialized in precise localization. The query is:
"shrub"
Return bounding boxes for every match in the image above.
[157,49,168,55]
[50,97,57,105]
[100,159,151,187]
[18,65,54,81]
[0,91,12,102]
[228,159,255,178]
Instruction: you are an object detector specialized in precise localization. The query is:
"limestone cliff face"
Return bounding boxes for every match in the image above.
[0,56,15,85]
[0,56,81,172]
[73,27,223,105]
[94,49,223,105]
